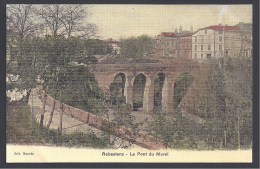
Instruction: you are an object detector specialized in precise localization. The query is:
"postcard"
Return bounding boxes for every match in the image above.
[4,3,256,166]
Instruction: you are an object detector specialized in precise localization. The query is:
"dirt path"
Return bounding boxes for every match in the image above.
[28,89,146,149]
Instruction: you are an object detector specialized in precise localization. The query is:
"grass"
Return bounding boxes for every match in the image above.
[6,101,109,148]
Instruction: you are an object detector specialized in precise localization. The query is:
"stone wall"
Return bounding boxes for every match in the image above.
[39,90,165,150]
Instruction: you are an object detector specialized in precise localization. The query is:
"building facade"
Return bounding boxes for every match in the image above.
[155,32,192,59]
[192,24,251,61]
[192,26,226,60]
[177,32,193,60]
[224,30,252,58]
[155,32,178,58]
[156,24,252,61]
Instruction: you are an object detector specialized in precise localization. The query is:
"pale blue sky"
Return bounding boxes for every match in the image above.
[86,5,252,39]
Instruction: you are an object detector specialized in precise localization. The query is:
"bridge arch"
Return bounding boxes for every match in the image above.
[109,72,126,105]
[153,72,166,112]
[132,73,146,111]
[173,72,194,112]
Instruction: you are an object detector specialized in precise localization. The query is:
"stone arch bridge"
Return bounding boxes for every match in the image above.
[88,59,199,114]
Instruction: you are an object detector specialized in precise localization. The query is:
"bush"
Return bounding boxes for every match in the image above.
[6,101,109,148]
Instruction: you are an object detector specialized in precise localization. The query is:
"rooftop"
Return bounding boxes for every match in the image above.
[206,25,240,31]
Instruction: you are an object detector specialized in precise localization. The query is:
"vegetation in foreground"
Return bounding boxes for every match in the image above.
[149,57,252,150]
[6,101,109,148]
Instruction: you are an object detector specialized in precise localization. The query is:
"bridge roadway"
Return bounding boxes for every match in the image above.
[88,59,199,114]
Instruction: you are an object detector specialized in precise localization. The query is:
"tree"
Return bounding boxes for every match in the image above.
[36,5,67,37]
[223,57,252,149]
[6,5,103,134]
[120,35,155,59]
[61,5,98,39]
[174,73,194,109]
[7,5,43,67]
[149,57,252,150]
[54,65,106,116]
[182,57,252,150]
[36,5,98,38]
[102,98,140,148]
[7,5,42,41]
[149,111,207,149]
[62,5,86,37]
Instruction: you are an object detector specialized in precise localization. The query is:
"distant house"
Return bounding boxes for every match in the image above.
[192,24,252,61]
[155,32,178,58]
[105,38,120,54]
[234,22,252,58]
[155,31,193,59]
[177,31,193,60]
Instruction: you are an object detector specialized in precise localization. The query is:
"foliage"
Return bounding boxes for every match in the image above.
[108,82,126,106]
[198,57,252,149]
[112,104,139,129]
[149,111,208,149]
[49,66,107,116]
[104,81,140,148]
[120,35,155,59]
[149,57,252,150]
[102,103,140,148]
[79,55,98,65]
[83,39,108,55]
[6,101,108,148]
[174,73,194,109]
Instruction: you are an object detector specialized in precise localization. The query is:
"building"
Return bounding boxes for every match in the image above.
[177,31,193,60]
[155,31,193,59]
[231,22,253,58]
[106,38,120,54]
[192,24,252,61]
[155,32,178,58]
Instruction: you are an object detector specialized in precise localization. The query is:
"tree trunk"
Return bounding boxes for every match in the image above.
[224,130,227,148]
[31,89,34,118]
[46,99,56,129]
[58,90,63,135]
[40,93,47,128]
[237,113,241,150]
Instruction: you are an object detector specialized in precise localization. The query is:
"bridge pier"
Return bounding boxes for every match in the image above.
[143,75,154,113]
[162,76,174,113]
[124,74,133,107]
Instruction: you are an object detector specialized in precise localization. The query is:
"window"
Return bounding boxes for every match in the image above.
[219,36,222,42]
[195,36,197,42]
[219,44,222,50]
[195,45,197,51]
[208,35,211,41]
[195,53,197,59]
[201,45,203,51]
[208,44,211,50]
[225,50,228,57]
[201,36,204,42]
[245,51,248,57]
[205,30,207,34]
[201,54,203,60]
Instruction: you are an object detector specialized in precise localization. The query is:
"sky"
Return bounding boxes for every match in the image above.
[86,5,252,40]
